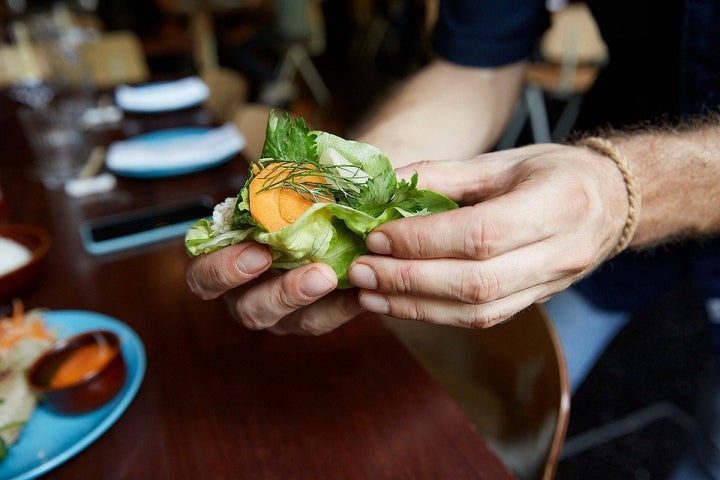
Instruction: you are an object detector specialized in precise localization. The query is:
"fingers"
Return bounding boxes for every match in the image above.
[266,288,362,335]
[394,146,545,202]
[367,185,559,260]
[377,148,614,262]
[227,263,338,330]
[188,243,359,335]
[350,235,590,306]
[356,277,574,328]
[186,243,272,300]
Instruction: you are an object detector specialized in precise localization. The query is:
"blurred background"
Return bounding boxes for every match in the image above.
[1,1,715,478]
[0,0,432,134]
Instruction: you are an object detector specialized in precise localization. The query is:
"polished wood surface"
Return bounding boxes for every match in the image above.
[0,93,514,479]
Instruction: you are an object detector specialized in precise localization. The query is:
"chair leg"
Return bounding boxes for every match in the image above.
[496,97,530,150]
[551,93,583,141]
[560,401,697,459]
[279,44,331,106]
[524,84,552,144]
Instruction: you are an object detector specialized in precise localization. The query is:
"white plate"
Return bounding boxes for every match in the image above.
[0,310,146,480]
[115,76,209,113]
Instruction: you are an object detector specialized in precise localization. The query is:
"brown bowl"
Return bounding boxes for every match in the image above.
[0,224,51,302]
[27,330,127,414]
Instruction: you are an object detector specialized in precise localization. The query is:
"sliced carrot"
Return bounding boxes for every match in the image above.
[249,163,334,232]
[0,300,54,349]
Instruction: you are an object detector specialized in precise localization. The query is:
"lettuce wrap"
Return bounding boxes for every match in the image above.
[185,112,457,288]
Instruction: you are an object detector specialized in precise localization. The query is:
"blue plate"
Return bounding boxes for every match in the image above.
[106,126,243,179]
[0,311,146,480]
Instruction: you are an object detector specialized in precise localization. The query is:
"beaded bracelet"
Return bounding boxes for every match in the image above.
[576,137,642,257]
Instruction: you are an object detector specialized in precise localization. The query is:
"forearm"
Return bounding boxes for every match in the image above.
[352,58,527,167]
[604,118,720,247]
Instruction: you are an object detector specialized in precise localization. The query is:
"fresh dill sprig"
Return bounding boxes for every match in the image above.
[255,159,366,206]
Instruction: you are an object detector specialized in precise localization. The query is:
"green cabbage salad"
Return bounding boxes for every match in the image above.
[185,112,458,288]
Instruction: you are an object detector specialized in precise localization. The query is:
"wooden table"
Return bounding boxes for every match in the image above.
[0,92,514,479]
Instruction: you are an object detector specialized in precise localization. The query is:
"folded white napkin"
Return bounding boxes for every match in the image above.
[115,76,210,112]
[106,123,246,175]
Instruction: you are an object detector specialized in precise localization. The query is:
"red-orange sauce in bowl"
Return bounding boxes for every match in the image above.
[28,329,127,414]
[50,342,118,388]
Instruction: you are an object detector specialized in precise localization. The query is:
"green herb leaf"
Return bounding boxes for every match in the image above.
[261,111,317,162]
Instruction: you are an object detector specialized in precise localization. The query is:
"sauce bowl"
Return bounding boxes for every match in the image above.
[27,330,126,414]
[0,224,51,302]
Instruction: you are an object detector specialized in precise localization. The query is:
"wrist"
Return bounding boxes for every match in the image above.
[575,137,642,257]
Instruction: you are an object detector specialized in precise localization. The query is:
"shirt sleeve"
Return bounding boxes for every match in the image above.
[431,0,551,67]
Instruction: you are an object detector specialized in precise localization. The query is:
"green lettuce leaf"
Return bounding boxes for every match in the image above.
[185,112,457,288]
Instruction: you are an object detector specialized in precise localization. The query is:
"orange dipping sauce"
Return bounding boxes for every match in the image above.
[50,343,118,388]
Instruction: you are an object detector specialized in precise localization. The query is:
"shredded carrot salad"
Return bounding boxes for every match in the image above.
[0,300,54,352]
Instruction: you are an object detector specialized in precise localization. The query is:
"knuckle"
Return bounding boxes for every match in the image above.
[185,269,209,299]
[395,263,417,294]
[387,298,423,322]
[185,261,216,300]
[297,315,330,336]
[457,269,502,304]
[188,253,245,300]
[276,284,299,309]
[233,300,267,330]
[463,211,500,259]
[403,302,424,322]
[463,306,505,329]
[209,261,240,292]
[297,293,359,336]
[561,242,598,276]
[558,176,598,222]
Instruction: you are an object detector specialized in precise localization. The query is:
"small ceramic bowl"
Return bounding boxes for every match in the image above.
[0,224,51,302]
[27,330,127,414]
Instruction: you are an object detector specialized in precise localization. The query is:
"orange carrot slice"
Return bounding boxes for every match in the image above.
[249,163,334,232]
[0,300,54,350]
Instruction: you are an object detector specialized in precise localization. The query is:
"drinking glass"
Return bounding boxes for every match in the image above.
[17,104,90,189]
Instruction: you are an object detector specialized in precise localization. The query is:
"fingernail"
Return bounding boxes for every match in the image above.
[359,291,389,314]
[300,267,335,297]
[367,231,391,254]
[348,262,378,289]
[236,246,270,274]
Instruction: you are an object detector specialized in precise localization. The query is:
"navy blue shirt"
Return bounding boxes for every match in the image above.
[431,0,549,67]
[432,0,720,312]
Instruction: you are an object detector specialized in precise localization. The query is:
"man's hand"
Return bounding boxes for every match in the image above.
[186,242,362,335]
[186,143,628,334]
[348,143,628,328]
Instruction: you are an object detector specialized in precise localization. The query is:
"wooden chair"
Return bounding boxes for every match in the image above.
[79,30,150,88]
[201,67,249,122]
[231,103,278,162]
[0,20,54,87]
[384,305,570,480]
[0,42,52,87]
[498,2,608,148]
[264,0,331,107]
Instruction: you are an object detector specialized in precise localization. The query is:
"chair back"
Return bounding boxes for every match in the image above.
[0,42,51,87]
[202,67,249,123]
[529,2,608,95]
[79,30,150,87]
[540,3,607,67]
[384,305,570,480]
[232,103,277,162]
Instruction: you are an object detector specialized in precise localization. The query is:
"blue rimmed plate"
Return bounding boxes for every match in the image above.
[0,310,146,480]
[106,124,245,178]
